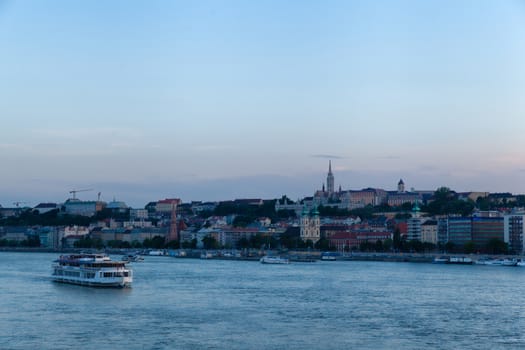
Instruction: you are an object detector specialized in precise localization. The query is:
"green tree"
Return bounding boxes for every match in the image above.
[464,241,476,254]
[393,228,402,251]
[233,215,255,227]
[383,238,393,252]
[202,235,219,250]
[485,238,508,255]
[237,237,250,249]
[314,237,332,251]
[444,241,455,253]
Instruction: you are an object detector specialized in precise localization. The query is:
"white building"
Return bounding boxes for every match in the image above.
[300,207,320,244]
[407,202,422,241]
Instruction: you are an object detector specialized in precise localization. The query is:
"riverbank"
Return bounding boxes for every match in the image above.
[1,247,522,265]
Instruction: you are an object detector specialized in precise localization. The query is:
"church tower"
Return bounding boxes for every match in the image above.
[397,179,405,193]
[327,160,335,196]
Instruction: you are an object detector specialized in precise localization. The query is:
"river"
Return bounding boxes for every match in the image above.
[1,252,525,349]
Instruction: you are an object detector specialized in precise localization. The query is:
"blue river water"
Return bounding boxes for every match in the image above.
[2,252,525,349]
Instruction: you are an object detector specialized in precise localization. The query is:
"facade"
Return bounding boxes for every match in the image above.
[220,227,263,248]
[406,202,422,241]
[345,189,376,209]
[300,207,320,243]
[328,231,391,251]
[421,220,438,244]
[0,226,29,242]
[504,212,525,254]
[472,217,504,248]
[437,218,448,244]
[106,200,129,214]
[62,199,105,217]
[155,198,181,214]
[37,227,60,248]
[387,192,421,207]
[130,209,148,220]
[447,217,472,246]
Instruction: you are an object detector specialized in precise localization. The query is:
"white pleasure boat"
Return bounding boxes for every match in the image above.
[52,254,133,288]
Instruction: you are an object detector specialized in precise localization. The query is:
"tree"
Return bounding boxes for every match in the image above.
[407,240,424,253]
[393,228,402,251]
[486,238,508,255]
[444,241,455,253]
[202,235,219,250]
[383,238,393,252]
[237,237,250,249]
[314,237,332,251]
[249,234,266,249]
[463,241,476,254]
[233,215,255,227]
[424,187,475,217]
[21,235,40,247]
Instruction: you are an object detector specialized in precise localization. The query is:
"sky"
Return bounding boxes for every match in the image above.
[1,0,525,207]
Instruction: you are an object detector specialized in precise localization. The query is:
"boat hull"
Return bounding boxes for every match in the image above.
[52,277,131,288]
[260,256,290,264]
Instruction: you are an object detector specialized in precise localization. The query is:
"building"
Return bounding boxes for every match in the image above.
[387,192,422,207]
[326,160,335,196]
[406,202,422,241]
[437,218,448,244]
[328,230,391,251]
[62,199,105,217]
[300,207,320,243]
[504,211,525,254]
[155,198,181,214]
[130,209,148,220]
[472,216,504,248]
[447,217,472,247]
[398,179,405,193]
[33,203,59,214]
[106,200,129,214]
[421,220,438,244]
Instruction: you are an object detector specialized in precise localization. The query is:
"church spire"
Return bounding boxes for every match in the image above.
[326,160,335,196]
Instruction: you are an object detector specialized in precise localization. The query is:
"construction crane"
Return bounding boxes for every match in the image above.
[69,189,93,200]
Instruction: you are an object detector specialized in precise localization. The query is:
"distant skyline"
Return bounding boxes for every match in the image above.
[1,0,525,207]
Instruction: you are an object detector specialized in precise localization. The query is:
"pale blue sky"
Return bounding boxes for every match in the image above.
[1,0,525,206]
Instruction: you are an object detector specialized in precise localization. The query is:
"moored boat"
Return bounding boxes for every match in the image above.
[482,258,517,266]
[448,256,473,265]
[321,252,338,261]
[433,256,449,264]
[52,254,132,288]
[260,256,290,264]
[121,254,144,263]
